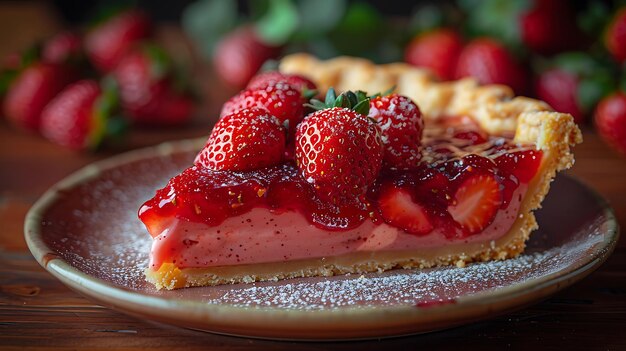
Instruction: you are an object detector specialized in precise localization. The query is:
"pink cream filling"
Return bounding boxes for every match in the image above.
[148,186,527,270]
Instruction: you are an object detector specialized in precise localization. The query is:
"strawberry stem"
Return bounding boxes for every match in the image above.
[307,87,371,116]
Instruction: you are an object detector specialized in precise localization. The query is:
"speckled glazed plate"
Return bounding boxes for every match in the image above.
[25,139,619,341]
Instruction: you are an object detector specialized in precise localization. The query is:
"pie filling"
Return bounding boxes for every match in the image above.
[140,122,543,271]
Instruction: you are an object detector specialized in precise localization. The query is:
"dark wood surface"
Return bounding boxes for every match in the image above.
[1,3,625,350]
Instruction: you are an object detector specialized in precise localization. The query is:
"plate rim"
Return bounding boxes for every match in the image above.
[23,139,621,339]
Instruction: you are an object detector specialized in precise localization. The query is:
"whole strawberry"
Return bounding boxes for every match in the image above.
[595,92,626,156]
[213,27,280,88]
[455,38,527,94]
[3,62,76,131]
[520,0,582,55]
[113,45,194,126]
[85,10,151,72]
[40,80,125,150]
[605,8,626,63]
[42,31,83,65]
[220,80,305,136]
[247,71,316,93]
[368,94,424,170]
[195,107,286,171]
[404,29,463,81]
[295,89,383,204]
[535,69,583,123]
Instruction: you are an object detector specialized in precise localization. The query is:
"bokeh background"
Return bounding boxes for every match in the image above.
[0,0,624,155]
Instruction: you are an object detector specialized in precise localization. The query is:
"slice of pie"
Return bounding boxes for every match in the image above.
[139,54,582,290]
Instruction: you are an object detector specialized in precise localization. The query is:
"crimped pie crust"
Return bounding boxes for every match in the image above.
[146,54,582,290]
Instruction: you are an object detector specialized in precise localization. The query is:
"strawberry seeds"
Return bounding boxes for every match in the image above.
[140,72,543,238]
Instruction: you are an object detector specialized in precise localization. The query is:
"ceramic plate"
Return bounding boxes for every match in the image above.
[24,139,619,340]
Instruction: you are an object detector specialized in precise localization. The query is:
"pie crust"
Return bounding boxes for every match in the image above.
[145,54,582,289]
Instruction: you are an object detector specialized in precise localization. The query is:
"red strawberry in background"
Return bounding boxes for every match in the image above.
[221,80,305,136]
[42,31,83,65]
[40,80,125,150]
[455,38,527,94]
[213,27,281,88]
[368,94,424,170]
[85,10,151,72]
[247,71,316,93]
[595,92,626,156]
[520,0,582,55]
[404,29,463,80]
[195,107,286,171]
[535,69,584,123]
[605,7,626,63]
[113,45,194,126]
[3,62,76,131]
[295,90,383,204]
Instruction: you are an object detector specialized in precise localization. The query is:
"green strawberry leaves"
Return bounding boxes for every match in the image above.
[306,87,371,116]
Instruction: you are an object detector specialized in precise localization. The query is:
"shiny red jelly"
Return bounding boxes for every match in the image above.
[139,125,543,237]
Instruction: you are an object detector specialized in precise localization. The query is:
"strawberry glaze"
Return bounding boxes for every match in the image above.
[139,125,542,269]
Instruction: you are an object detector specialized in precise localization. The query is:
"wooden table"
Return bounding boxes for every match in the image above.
[1,3,625,350]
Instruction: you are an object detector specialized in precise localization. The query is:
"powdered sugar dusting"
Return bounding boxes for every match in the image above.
[39,146,613,310]
[191,226,603,310]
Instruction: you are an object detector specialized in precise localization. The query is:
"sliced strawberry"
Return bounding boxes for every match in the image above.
[378,185,433,235]
[447,173,502,234]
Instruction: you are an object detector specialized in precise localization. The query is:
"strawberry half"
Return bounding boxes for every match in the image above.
[378,185,433,235]
[40,79,126,150]
[84,10,151,72]
[295,89,383,204]
[195,107,286,171]
[369,93,424,170]
[447,173,502,234]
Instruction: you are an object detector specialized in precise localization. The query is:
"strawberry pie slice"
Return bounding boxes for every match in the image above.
[139,54,582,290]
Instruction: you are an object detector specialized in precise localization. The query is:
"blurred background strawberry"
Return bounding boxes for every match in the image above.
[0,0,625,156]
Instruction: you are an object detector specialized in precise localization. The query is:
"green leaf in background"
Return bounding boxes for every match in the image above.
[554,52,598,76]
[578,1,611,37]
[459,0,529,50]
[297,0,346,37]
[329,2,384,59]
[408,4,445,36]
[181,0,238,58]
[255,0,299,46]
[578,70,616,113]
